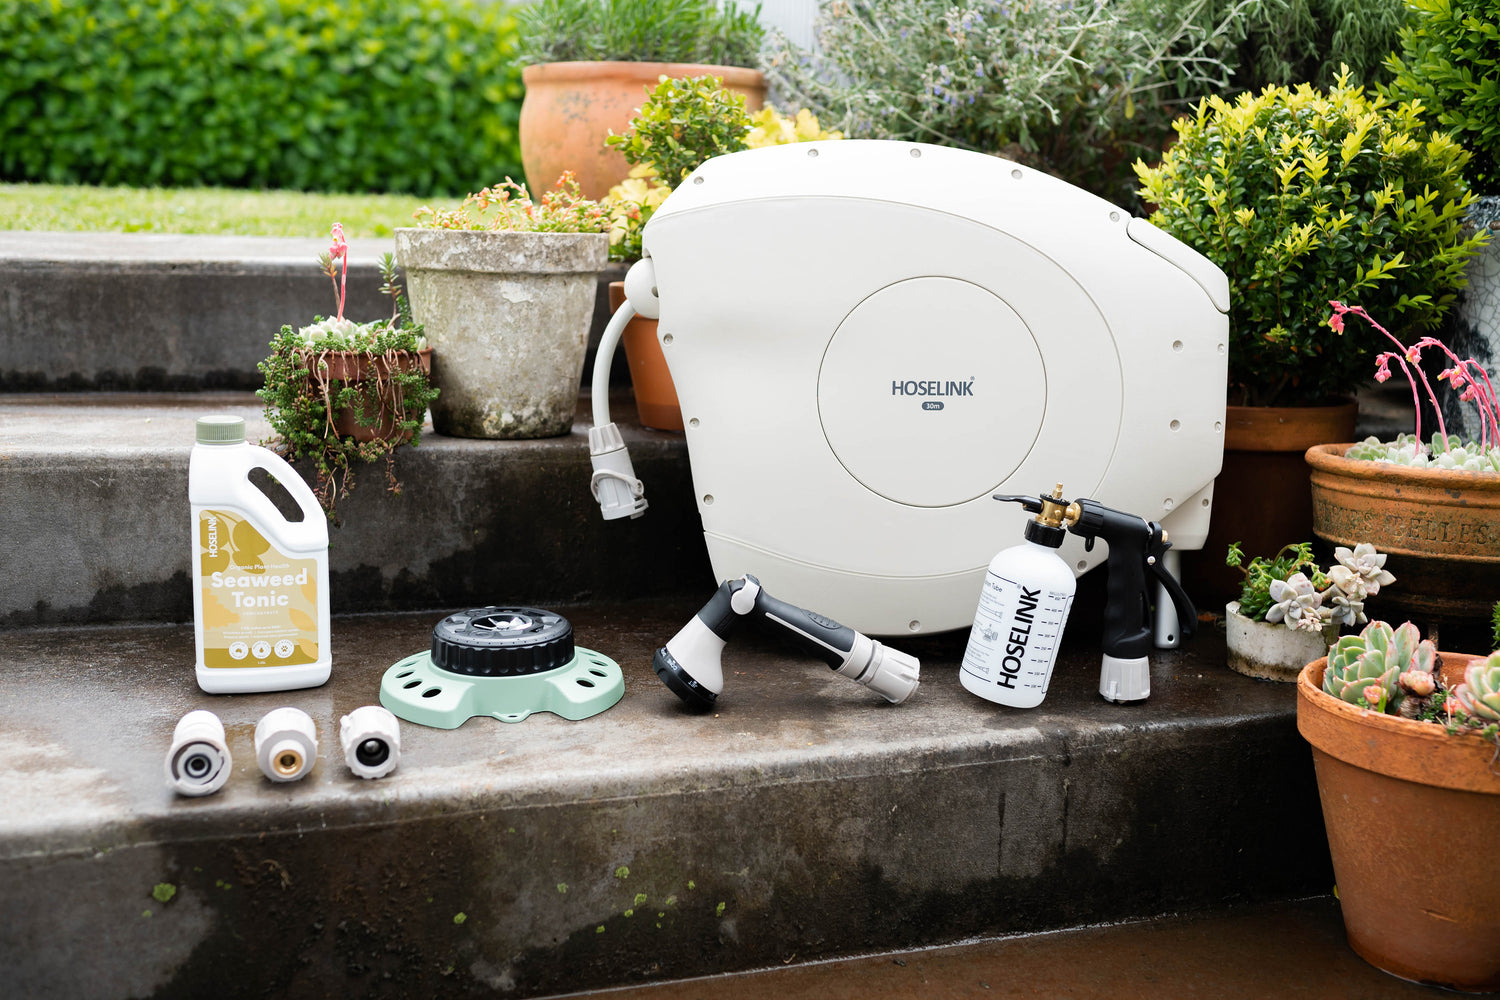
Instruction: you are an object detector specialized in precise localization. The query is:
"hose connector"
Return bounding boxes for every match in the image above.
[589,422,648,520]
[165,709,232,797]
[255,707,317,782]
[340,705,401,779]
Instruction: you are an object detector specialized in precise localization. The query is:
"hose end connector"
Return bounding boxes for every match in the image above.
[589,423,648,520]
[166,709,232,797]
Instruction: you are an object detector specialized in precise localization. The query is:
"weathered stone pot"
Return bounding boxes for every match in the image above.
[607,280,681,431]
[1306,443,1500,626]
[1185,401,1358,606]
[1224,601,1335,682]
[394,229,609,439]
[519,61,766,200]
[1297,654,1500,991]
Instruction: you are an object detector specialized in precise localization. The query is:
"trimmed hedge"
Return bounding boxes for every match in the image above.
[0,0,523,196]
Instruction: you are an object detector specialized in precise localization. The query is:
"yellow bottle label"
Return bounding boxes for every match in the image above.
[197,509,319,669]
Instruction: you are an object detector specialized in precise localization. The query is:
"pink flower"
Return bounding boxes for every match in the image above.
[1328,312,1344,333]
[1406,345,1423,364]
[1440,366,1467,389]
[328,221,348,260]
[1374,354,1394,383]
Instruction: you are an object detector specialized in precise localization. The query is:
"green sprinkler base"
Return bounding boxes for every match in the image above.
[379,646,625,729]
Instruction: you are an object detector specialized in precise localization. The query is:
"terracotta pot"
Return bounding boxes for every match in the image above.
[608,281,682,431]
[1307,443,1500,627]
[303,348,431,444]
[1224,601,1336,683]
[519,61,766,201]
[1297,655,1500,991]
[1184,401,1358,606]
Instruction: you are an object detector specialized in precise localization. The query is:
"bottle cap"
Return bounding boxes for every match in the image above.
[196,415,246,445]
[1024,520,1066,548]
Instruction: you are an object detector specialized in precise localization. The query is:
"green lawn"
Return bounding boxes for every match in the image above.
[0,183,464,238]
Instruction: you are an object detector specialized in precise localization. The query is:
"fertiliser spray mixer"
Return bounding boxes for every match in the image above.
[962,486,1198,707]
[653,575,920,709]
[588,140,1228,637]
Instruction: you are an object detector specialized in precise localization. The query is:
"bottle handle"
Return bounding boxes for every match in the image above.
[243,449,327,548]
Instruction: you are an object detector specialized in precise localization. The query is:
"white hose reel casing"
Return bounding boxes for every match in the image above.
[613,140,1229,635]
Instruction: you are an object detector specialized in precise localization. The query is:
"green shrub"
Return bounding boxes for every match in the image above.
[516,0,764,67]
[1385,0,1500,191]
[0,0,523,196]
[1230,0,1410,94]
[1135,76,1485,406]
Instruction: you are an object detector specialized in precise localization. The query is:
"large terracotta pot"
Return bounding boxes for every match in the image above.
[608,281,682,431]
[1297,655,1500,991]
[519,61,767,201]
[1185,401,1358,606]
[1306,443,1500,627]
[304,348,432,443]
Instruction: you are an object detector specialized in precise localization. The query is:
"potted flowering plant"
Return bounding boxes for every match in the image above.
[1224,540,1395,681]
[258,225,438,521]
[514,0,766,200]
[1133,76,1487,602]
[1306,302,1500,637]
[1297,621,1500,990]
[600,77,841,429]
[396,173,610,439]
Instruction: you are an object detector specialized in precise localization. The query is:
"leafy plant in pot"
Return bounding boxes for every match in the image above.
[1306,302,1500,640]
[1134,75,1487,601]
[514,0,767,200]
[1297,620,1500,990]
[397,173,610,440]
[257,225,438,522]
[601,77,842,430]
[1224,540,1395,681]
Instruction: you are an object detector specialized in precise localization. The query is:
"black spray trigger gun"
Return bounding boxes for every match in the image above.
[1061,496,1198,702]
[961,486,1196,708]
[653,575,921,710]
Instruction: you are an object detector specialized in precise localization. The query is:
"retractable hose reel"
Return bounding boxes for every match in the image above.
[590,140,1230,638]
[381,607,624,728]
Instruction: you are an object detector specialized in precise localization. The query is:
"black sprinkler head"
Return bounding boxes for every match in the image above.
[652,646,717,711]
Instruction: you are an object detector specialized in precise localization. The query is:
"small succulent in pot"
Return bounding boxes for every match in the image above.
[1228,540,1395,632]
[1325,620,1434,713]
[1323,621,1500,743]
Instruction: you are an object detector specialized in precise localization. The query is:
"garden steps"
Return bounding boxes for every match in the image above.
[0,231,627,391]
[0,600,1334,998]
[0,389,706,628]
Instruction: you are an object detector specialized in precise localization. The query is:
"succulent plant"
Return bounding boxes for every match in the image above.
[1454,653,1500,724]
[1324,621,1435,711]
[1266,572,1325,632]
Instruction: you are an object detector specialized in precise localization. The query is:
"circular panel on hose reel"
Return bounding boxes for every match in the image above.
[818,277,1046,508]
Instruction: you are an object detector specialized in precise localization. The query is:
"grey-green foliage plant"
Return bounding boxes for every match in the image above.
[1134,75,1485,406]
[606,76,753,185]
[764,0,1266,205]
[516,0,764,67]
[1231,0,1410,93]
[0,0,523,197]
[1384,0,1500,191]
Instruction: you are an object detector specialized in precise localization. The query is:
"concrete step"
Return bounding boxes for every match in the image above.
[0,232,627,391]
[0,391,706,627]
[563,898,1442,1000]
[0,601,1331,998]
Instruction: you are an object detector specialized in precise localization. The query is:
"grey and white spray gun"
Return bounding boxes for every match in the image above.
[653,574,921,709]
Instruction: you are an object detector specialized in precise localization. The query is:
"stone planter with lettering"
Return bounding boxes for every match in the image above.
[1306,443,1500,627]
